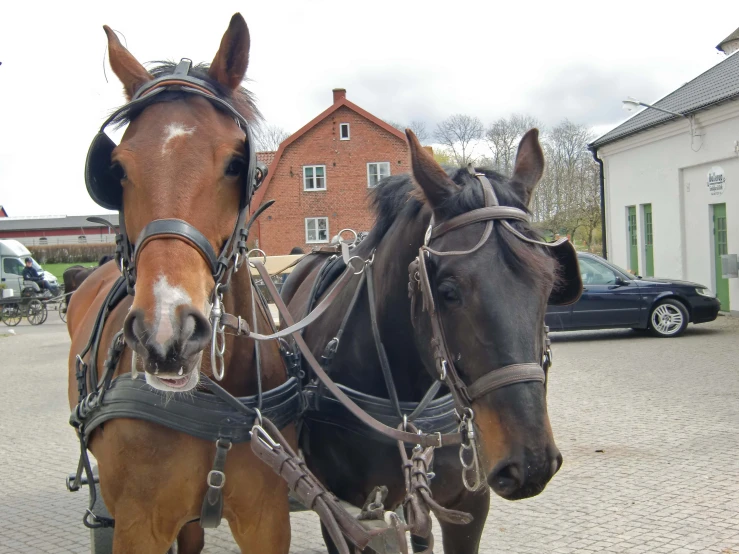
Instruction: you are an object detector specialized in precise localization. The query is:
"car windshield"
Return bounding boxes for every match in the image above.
[600,258,636,278]
[578,256,634,285]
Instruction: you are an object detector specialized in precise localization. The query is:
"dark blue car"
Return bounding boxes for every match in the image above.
[546,253,721,338]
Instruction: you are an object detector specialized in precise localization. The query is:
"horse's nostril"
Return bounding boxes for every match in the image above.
[552,452,563,477]
[489,462,523,496]
[123,308,146,350]
[179,307,211,357]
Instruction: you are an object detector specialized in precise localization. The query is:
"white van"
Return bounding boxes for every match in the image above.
[0,239,59,297]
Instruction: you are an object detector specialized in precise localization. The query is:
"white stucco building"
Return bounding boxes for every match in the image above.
[591,42,739,315]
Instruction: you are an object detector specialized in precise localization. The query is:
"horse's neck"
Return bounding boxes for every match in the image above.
[221,271,284,396]
[335,211,434,401]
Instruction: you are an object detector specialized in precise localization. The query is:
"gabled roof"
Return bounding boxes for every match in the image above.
[250,96,407,212]
[0,206,8,217]
[591,51,739,149]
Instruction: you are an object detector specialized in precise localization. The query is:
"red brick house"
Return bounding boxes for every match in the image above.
[251,88,410,254]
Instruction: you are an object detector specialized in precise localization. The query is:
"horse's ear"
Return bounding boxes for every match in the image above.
[104,26,152,100]
[511,128,545,207]
[209,13,250,91]
[406,129,459,209]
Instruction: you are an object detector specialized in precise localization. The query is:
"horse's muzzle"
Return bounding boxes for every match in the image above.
[123,306,212,375]
[488,446,562,500]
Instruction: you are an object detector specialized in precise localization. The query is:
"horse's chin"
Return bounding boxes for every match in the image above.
[145,367,200,393]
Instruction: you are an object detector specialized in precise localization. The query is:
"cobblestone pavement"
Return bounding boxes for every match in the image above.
[1,316,738,553]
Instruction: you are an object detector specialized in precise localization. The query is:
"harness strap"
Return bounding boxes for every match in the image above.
[466,363,545,401]
[365,263,403,419]
[430,206,529,239]
[321,271,366,369]
[200,438,232,528]
[219,267,355,341]
[252,261,462,448]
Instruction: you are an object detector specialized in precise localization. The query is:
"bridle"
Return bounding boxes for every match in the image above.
[83,59,267,380]
[409,173,559,408]
[408,172,567,489]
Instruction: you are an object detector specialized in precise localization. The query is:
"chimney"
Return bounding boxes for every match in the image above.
[332,88,346,104]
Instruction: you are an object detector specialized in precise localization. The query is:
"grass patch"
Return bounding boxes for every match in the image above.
[42,262,96,281]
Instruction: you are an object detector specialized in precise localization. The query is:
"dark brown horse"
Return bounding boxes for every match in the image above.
[282,130,577,553]
[62,255,114,307]
[67,14,293,553]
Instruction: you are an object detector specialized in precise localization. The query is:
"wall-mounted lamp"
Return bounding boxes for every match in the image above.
[622,96,701,151]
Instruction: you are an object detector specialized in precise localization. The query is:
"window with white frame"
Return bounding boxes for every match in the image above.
[367,162,391,188]
[339,123,350,140]
[305,217,329,243]
[303,165,326,191]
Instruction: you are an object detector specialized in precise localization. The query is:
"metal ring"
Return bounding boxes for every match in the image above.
[247,248,268,267]
[337,228,358,247]
[346,255,366,275]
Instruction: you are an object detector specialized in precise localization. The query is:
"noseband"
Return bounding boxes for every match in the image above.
[409,173,561,409]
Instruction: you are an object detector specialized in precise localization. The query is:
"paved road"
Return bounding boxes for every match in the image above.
[1,316,738,553]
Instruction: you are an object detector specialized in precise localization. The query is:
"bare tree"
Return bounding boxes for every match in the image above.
[484,114,541,175]
[386,120,429,143]
[408,120,429,143]
[434,114,484,166]
[255,124,290,151]
[532,119,600,250]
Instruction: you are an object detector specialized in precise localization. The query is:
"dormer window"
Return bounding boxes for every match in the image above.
[339,123,350,140]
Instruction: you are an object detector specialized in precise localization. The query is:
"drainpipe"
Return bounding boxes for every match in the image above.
[589,146,607,260]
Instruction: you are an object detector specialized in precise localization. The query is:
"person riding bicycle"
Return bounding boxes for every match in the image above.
[22,258,56,296]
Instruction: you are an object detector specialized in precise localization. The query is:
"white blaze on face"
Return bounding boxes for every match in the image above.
[161,123,195,155]
[152,275,192,345]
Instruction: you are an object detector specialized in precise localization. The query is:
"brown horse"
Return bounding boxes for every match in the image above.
[67,14,293,553]
[281,130,580,553]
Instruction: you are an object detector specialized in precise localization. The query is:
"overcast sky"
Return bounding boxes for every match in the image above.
[1,1,737,216]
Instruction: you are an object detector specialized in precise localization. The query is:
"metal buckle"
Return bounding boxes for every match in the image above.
[206,470,225,489]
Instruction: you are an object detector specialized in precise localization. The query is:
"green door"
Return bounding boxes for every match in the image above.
[628,206,639,275]
[643,204,654,277]
[713,203,729,311]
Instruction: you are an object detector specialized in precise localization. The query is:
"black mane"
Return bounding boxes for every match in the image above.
[365,168,559,287]
[109,61,260,128]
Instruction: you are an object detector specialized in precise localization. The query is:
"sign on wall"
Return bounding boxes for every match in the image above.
[707,166,725,196]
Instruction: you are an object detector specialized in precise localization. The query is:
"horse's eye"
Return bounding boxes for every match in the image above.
[225,157,246,177]
[438,281,461,304]
[110,162,126,181]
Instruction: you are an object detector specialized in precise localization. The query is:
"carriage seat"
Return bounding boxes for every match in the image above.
[23,280,42,293]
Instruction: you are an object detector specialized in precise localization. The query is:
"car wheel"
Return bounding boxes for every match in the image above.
[648,299,688,338]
